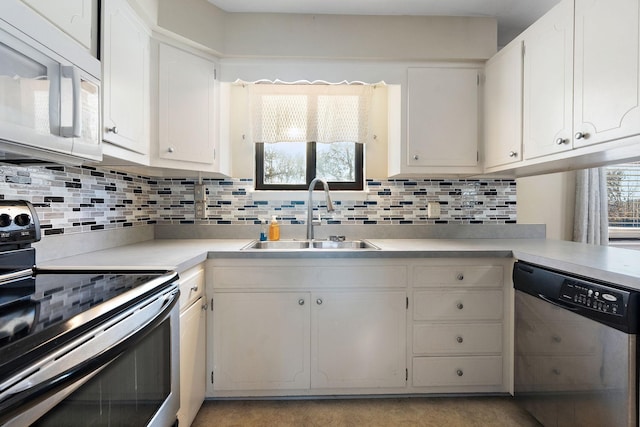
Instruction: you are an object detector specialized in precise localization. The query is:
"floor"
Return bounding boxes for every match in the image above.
[191,396,542,427]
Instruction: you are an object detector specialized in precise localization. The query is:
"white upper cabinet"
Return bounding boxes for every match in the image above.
[21,0,97,55]
[484,0,640,175]
[390,67,481,176]
[483,41,523,169]
[156,42,218,167]
[522,0,574,159]
[101,0,150,156]
[573,0,640,148]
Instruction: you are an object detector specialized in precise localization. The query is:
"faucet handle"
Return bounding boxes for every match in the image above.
[329,235,346,242]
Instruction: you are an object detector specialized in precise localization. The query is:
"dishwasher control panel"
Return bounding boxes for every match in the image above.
[560,280,627,316]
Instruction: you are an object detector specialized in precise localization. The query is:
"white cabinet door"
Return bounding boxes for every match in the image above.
[22,0,97,54]
[522,0,574,159]
[406,67,479,168]
[573,0,640,148]
[311,290,406,389]
[179,297,206,427]
[158,43,217,165]
[483,41,523,169]
[101,0,149,155]
[212,292,311,391]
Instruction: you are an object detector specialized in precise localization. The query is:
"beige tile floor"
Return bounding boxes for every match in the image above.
[191,396,542,427]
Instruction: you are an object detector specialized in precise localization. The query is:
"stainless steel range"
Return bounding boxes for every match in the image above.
[0,200,180,427]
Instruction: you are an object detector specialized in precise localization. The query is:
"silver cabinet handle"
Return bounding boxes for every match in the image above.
[201,302,208,311]
[456,302,464,310]
[555,138,568,145]
[575,132,587,140]
[107,126,118,134]
[456,273,464,281]
[316,298,323,305]
[298,299,305,306]
[456,369,464,377]
[190,285,198,292]
[508,151,518,158]
[413,154,419,160]
[167,147,175,153]
[456,336,463,343]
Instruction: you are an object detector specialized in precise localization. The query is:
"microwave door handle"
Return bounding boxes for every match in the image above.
[60,65,81,138]
[0,289,179,426]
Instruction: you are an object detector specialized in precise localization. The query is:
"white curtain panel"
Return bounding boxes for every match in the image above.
[573,167,609,245]
[249,83,374,144]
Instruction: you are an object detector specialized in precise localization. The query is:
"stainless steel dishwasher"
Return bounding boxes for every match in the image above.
[513,261,639,427]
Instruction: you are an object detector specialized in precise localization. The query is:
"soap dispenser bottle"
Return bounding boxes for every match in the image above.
[268,215,280,241]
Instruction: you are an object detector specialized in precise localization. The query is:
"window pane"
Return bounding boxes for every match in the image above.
[263,142,306,185]
[607,162,640,228]
[316,141,356,182]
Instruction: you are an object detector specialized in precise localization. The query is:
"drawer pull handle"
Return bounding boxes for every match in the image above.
[456,274,464,281]
[201,302,208,311]
[552,368,561,376]
[456,369,464,377]
[552,335,561,343]
[298,299,305,306]
[316,298,323,305]
[456,302,464,310]
[456,336,463,343]
[191,285,198,292]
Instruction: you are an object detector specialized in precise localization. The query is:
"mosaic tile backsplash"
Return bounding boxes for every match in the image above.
[0,165,516,236]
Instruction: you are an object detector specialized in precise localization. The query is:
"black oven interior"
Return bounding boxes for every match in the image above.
[32,316,173,427]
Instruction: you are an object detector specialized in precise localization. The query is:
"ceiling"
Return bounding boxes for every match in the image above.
[206,0,562,47]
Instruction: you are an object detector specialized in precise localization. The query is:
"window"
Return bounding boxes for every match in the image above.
[607,161,640,238]
[250,83,373,191]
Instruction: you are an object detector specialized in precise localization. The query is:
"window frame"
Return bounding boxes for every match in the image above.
[255,141,364,191]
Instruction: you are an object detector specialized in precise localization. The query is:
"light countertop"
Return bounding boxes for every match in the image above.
[40,238,640,291]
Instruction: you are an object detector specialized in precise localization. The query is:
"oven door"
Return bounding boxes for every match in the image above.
[0,284,180,427]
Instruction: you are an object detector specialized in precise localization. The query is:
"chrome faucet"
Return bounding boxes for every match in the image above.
[307,178,334,240]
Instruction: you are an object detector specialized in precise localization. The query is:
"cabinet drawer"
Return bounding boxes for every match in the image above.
[179,264,205,311]
[413,265,503,287]
[413,323,502,355]
[413,356,503,387]
[413,290,503,321]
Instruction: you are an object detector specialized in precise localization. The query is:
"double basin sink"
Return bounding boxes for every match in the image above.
[242,239,379,251]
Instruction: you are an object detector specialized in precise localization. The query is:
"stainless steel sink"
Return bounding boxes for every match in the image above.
[241,239,379,250]
[311,240,378,250]
[243,240,310,250]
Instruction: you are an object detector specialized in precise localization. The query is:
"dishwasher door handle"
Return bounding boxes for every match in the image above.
[537,293,579,312]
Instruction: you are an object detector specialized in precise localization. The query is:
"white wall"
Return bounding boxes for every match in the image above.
[157,0,496,62]
[516,171,576,240]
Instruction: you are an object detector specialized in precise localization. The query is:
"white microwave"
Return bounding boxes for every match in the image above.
[0,1,101,164]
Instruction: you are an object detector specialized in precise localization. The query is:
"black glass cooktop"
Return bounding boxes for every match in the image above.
[0,268,177,377]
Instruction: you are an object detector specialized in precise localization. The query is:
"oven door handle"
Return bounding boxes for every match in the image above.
[0,287,179,426]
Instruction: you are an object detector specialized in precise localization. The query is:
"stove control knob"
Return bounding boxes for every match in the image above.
[0,213,11,227]
[14,213,31,227]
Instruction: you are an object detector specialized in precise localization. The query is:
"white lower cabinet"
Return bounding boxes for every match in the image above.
[410,259,513,393]
[311,290,407,389]
[177,264,206,427]
[207,259,407,397]
[212,292,311,391]
[206,257,513,397]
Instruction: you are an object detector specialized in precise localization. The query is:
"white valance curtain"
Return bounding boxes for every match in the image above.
[248,83,375,144]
